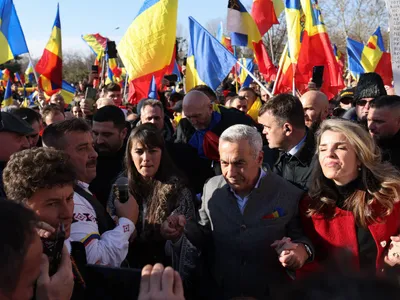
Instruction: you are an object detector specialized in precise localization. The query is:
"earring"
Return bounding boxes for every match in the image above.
[358,166,362,171]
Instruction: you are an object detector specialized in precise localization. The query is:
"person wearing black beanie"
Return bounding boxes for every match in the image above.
[343,73,387,126]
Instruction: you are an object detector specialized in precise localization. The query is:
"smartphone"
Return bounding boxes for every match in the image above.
[113,183,129,203]
[91,65,99,74]
[106,41,117,59]
[312,66,324,88]
[85,86,97,100]
[41,223,65,276]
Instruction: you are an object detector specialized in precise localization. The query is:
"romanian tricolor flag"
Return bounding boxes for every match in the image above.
[0,0,29,65]
[1,79,13,108]
[105,53,122,85]
[35,4,62,96]
[334,44,344,81]
[228,0,262,48]
[227,0,276,82]
[148,75,158,99]
[251,0,284,36]
[15,72,24,85]
[297,0,344,98]
[334,44,344,67]
[82,33,108,60]
[274,0,303,94]
[25,62,35,84]
[118,0,177,104]
[238,58,255,87]
[217,22,234,53]
[284,0,302,65]
[0,68,10,83]
[60,80,76,105]
[347,37,392,85]
[367,27,385,52]
[186,17,237,92]
[274,44,294,94]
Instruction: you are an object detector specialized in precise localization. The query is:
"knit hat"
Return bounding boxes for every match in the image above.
[354,72,386,104]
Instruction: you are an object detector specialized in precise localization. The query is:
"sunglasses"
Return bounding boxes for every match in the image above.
[356,99,375,106]
[340,98,352,104]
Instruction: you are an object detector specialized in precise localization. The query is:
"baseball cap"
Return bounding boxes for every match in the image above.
[0,112,34,135]
[338,88,355,102]
[171,100,183,113]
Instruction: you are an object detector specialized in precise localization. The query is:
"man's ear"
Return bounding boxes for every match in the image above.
[283,123,293,136]
[257,150,264,165]
[121,127,128,140]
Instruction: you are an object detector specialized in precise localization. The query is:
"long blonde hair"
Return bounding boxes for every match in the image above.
[308,119,400,227]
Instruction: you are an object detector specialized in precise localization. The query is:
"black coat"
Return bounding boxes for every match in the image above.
[89,142,126,208]
[273,130,317,191]
[378,129,400,170]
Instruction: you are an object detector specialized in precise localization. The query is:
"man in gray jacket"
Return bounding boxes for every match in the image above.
[162,124,313,299]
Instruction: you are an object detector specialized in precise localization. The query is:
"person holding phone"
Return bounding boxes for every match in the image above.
[2,148,81,298]
[42,118,139,267]
[109,124,197,288]
[0,200,74,300]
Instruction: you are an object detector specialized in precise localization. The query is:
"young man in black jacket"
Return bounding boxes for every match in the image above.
[258,93,316,190]
[368,95,400,169]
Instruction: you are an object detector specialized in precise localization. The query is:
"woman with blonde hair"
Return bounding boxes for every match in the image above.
[298,119,400,277]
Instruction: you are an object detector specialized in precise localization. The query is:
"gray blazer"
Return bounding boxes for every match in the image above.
[192,169,312,299]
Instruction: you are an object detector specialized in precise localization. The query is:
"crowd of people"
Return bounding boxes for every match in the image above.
[1,71,400,300]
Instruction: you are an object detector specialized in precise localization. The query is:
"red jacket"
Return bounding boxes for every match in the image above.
[298,198,400,277]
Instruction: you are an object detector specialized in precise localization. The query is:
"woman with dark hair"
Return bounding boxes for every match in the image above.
[108,123,197,281]
[298,119,400,277]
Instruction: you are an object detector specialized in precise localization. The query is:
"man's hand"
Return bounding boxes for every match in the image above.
[161,215,186,242]
[115,193,139,224]
[385,236,400,267]
[38,91,47,108]
[271,237,309,270]
[36,221,55,239]
[36,246,74,300]
[138,264,185,300]
[79,98,95,117]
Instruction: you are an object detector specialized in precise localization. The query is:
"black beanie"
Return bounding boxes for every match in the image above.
[354,72,387,104]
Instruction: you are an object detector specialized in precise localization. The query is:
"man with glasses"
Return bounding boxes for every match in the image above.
[337,87,354,111]
[343,73,387,126]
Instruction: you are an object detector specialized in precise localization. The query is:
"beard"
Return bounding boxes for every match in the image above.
[309,113,323,133]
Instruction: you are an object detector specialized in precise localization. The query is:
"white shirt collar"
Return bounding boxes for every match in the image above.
[77,180,89,189]
[288,133,307,156]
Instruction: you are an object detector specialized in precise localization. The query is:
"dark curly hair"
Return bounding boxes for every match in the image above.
[3,147,76,203]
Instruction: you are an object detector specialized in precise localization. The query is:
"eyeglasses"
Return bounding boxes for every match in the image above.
[356,99,375,107]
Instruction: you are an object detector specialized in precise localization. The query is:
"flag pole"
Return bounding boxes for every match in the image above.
[123,74,129,103]
[236,59,272,97]
[234,46,239,93]
[100,53,107,85]
[271,60,283,96]
[268,31,275,64]
[292,67,296,96]
[27,53,45,109]
[27,53,40,91]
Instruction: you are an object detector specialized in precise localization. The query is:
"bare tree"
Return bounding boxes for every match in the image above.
[321,0,389,56]
[205,18,225,38]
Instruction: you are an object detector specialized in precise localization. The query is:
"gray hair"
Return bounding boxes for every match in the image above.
[141,99,164,114]
[219,124,263,156]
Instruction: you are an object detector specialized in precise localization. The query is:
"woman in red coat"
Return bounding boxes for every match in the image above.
[298,119,400,277]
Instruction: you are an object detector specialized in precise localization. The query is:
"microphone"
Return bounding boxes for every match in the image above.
[113,177,129,203]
